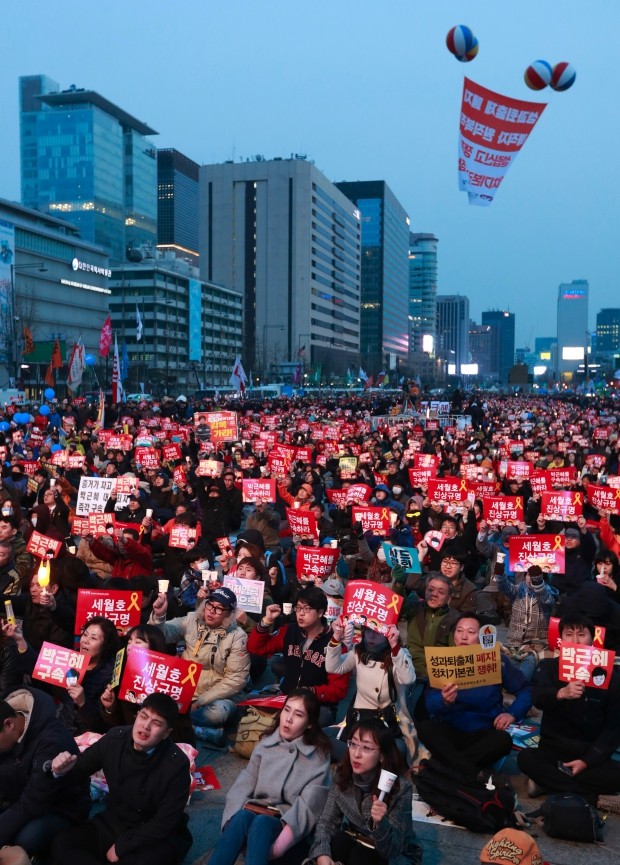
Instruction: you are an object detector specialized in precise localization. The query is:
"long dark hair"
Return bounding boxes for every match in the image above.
[81,615,121,662]
[335,719,406,797]
[124,624,167,653]
[266,688,332,757]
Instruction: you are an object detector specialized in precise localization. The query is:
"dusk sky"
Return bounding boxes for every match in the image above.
[2,1,616,347]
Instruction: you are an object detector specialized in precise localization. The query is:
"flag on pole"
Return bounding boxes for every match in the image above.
[23,327,35,355]
[376,370,387,387]
[121,341,129,381]
[99,315,112,357]
[229,356,248,394]
[94,389,105,431]
[136,305,143,342]
[297,345,306,358]
[44,363,54,387]
[66,338,86,390]
[111,334,124,404]
[51,339,63,369]
[359,367,368,383]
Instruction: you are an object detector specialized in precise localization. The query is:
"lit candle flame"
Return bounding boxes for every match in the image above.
[37,559,50,594]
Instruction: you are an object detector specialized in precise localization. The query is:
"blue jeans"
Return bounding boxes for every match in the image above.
[190,698,236,727]
[13,812,73,855]
[209,808,282,865]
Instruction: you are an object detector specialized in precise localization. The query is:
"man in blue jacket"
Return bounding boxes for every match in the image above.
[417,613,532,781]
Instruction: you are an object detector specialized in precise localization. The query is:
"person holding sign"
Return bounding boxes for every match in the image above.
[518,612,620,801]
[205,689,331,865]
[418,614,532,783]
[308,718,422,865]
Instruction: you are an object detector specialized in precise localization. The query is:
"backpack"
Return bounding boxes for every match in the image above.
[530,793,605,843]
[233,706,276,759]
[413,758,516,833]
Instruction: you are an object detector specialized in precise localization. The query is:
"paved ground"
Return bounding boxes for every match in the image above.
[184,739,620,865]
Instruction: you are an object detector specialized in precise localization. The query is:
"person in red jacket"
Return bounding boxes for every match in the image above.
[248,586,349,726]
[88,527,153,579]
[598,509,620,558]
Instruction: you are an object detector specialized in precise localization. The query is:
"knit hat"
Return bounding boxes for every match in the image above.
[480,829,544,865]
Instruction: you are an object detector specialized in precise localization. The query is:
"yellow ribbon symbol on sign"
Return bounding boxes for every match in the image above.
[515,497,522,510]
[459,479,468,492]
[615,489,620,501]
[573,493,582,505]
[387,594,400,614]
[594,626,604,648]
[553,535,563,551]
[127,592,140,612]
[181,663,199,687]
[381,508,389,520]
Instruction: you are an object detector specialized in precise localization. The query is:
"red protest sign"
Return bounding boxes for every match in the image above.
[32,642,88,689]
[505,461,531,481]
[529,471,550,495]
[88,513,116,536]
[559,642,615,689]
[345,483,372,504]
[168,526,198,549]
[508,534,565,573]
[587,483,620,515]
[162,443,182,462]
[286,508,318,538]
[134,447,161,469]
[413,453,439,471]
[242,478,276,503]
[118,646,199,713]
[72,516,90,536]
[548,467,577,487]
[216,536,234,558]
[351,506,391,535]
[75,588,142,635]
[325,489,349,508]
[427,478,469,504]
[196,460,223,477]
[342,579,402,633]
[547,617,606,652]
[296,547,339,581]
[467,481,498,500]
[205,411,239,445]
[26,531,62,559]
[541,491,583,521]
[115,476,140,497]
[482,495,524,524]
[408,468,434,488]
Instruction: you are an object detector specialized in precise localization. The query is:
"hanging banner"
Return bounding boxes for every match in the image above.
[458,77,546,206]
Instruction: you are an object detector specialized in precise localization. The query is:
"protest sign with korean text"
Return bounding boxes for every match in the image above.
[548,617,605,652]
[26,530,62,559]
[118,646,199,712]
[505,461,531,481]
[558,642,615,689]
[325,488,349,508]
[351,506,391,535]
[242,478,276,503]
[345,484,372,504]
[32,642,88,689]
[482,495,524,524]
[381,543,421,573]
[168,525,198,549]
[548,467,578,487]
[342,580,403,633]
[540,491,583,521]
[408,468,434,488]
[508,534,565,573]
[223,575,265,614]
[205,411,239,444]
[88,513,116,536]
[76,476,117,516]
[134,447,161,469]
[427,478,469,504]
[296,546,339,581]
[587,483,620,515]
[75,588,142,635]
[162,443,182,462]
[286,508,318,538]
[426,644,502,690]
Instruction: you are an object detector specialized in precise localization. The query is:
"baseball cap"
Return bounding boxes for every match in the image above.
[480,829,544,865]
[208,587,237,610]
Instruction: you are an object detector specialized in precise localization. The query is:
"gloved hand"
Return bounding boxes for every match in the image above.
[391,564,407,585]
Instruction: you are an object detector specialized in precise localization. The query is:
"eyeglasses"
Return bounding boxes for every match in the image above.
[347,741,379,755]
[205,602,228,615]
[293,605,313,614]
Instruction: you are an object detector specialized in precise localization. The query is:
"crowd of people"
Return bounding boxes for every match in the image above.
[0,387,618,864]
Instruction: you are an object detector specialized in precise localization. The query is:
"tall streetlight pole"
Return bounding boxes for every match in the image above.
[9,262,48,386]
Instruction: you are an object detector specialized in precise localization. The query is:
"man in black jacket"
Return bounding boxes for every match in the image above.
[0,687,89,857]
[51,692,192,865]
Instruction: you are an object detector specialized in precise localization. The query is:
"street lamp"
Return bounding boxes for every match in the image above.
[263,324,284,383]
[9,262,48,385]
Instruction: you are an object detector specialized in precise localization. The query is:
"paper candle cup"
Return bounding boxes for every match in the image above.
[158,579,169,594]
[200,570,210,586]
[389,512,398,527]
[282,603,293,615]
[145,508,153,518]
[49,479,56,488]
[377,769,397,801]
[330,539,338,548]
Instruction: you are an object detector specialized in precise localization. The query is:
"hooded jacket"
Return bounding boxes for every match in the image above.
[0,687,89,845]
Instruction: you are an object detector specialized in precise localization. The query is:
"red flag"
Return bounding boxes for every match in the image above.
[44,363,54,387]
[51,339,63,369]
[99,315,112,357]
[23,327,35,355]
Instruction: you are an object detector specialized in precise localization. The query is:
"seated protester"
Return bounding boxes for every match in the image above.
[0,541,21,596]
[0,507,32,587]
[218,468,244,531]
[233,557,273,684]
[51,693,193,865]
[592,548,620,603]
[598,508,620,558]
[147,471,175,523]
[66,616,121,734]
[150,586,250,746]
[498,564,558,679]
[248,586,350,726]
[518,613,620,801]
[205,689,331,865]
[475,522,522,624]
[393,573,460,682]
[0,687,89,859]
[88,525,153,580]
[404,550,477,614]
[326,620,417,763]
[197,482,232,553]
[245,500,282,555]
[100,625,195,746]
[371,484,404,518]
[308,719,422,865]
[104,491,147,524]
[11,569,75,653]
[309,503,334,544]
[418,614,532,782]
[150,511,207,588]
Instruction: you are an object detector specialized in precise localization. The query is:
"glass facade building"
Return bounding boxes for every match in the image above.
[557,279,589,375]
[157,149,200,266]
[596,308,620,354]
[408,233,438,354]
[19,75,157,264]
[336,181,409,375]
[481,309,515,383]
[436,295,470,372]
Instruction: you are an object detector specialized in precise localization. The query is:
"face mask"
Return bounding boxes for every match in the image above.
[475,454,483,462]
[31,516,37,527]
[392,486,402,496]
[377,546,386,564]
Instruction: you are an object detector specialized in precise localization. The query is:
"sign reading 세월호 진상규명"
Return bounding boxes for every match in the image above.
[118,646,200,713]
[342,580,402,633]
[425,644,502,690]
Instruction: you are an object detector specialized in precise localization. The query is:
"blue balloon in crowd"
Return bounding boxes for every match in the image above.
[0,422,9,432]
[39,405,50,416]
[51,443,63,453]
[14,413,27,424]
[44,388,55,400]
[85,354,95,367]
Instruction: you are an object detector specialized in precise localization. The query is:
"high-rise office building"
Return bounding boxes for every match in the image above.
[200,157,361,377]
[596,308,620,354]
[469,322,494,376]
[408,233,438,355]
[557,280,589,374]
[481,309,515,383]
[336,181,410,375]
[436,295,469,372]
[157,149,199,267]
[19,75,158,263]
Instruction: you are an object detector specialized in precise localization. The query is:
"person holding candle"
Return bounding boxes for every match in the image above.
[308,718,422,865]
[67,616,121,734]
